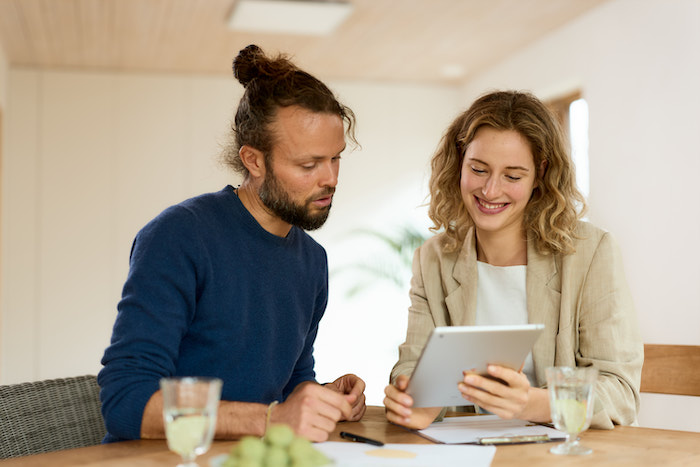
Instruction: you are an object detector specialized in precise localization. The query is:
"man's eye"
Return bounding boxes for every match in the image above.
[302,163,316,170]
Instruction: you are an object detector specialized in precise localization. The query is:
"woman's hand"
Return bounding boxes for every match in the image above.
[383,374,442,430]
[458,365,551,422]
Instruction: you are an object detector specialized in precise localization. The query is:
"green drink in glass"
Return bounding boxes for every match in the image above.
[161,377,222,467]
[546,366,597,456]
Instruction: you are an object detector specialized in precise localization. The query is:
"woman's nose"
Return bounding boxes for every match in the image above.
[481,176,501,198]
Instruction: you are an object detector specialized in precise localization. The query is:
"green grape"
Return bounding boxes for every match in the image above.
[308,448,330,466]
[265,424,295,448]
[224,424,330,467]
[237,436,267,461]
[264,445,289,467]
[238,459,263,467]
[287,437,314,461]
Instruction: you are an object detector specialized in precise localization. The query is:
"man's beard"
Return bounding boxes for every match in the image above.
[258,168,334,231]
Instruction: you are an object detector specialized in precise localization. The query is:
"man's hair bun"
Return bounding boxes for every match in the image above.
[232,44,296,87]
[232,44,264,87]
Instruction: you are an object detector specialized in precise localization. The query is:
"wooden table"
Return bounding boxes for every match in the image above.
[1,406,698,466]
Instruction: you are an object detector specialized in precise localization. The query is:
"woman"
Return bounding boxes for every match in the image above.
[384,90,642,430]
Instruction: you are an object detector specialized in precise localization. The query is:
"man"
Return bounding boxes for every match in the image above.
[98,45,366,443]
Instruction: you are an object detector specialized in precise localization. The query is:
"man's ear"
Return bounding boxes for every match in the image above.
[239,145,266,178]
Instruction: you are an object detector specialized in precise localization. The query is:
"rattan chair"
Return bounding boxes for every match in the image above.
[0,374,107,459]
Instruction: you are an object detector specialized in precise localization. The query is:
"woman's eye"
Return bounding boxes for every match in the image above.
[506,175,522,181]
[471,167,486,174]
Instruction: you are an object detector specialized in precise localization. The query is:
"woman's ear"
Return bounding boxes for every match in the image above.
[539,160,548,179]
[239,145,266,179]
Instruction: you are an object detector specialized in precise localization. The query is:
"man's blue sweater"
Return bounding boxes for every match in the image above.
[98,186,328,442]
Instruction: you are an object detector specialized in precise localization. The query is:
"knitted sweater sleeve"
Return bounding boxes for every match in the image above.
[98,206,202,441]
[282,247,329,398]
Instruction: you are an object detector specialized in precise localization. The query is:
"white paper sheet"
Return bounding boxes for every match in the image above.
[418,414,566,444]
[314,441,496,467]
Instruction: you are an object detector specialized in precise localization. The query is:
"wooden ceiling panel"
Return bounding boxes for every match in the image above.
[0,0,610,84]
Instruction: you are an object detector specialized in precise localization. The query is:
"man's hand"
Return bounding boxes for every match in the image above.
[324,373,367,421]
[271,381,353,442]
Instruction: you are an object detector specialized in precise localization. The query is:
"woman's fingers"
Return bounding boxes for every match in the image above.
[459,366,531,418]
[384,396,411,417]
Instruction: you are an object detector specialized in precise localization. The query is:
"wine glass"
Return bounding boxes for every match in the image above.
[545,366,598,456]
[160,377,222,467]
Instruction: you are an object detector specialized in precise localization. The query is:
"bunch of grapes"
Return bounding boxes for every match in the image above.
[222,424,330,467]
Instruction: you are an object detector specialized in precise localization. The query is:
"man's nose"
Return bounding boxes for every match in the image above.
[320,161,339,188]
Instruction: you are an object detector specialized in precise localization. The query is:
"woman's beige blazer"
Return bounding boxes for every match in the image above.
[391,221,643,429]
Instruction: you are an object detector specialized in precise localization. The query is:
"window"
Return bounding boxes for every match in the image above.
[546,91,589,198]
[569,98,589,198]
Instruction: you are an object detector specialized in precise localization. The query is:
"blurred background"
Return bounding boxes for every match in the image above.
[0,0,698,431]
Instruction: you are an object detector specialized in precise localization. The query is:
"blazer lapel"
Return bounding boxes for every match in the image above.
[526,236,562,386]
[444,228,478,326]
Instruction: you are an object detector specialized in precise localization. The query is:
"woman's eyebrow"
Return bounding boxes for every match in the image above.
[505,165,530,171]
[468,157,530,172]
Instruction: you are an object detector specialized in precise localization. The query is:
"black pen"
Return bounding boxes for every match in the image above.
[340,431,384,447]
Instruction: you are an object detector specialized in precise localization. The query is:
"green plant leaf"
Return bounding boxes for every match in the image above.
[331,224,431,298]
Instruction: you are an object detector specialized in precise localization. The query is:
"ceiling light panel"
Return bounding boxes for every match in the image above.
[228,0,353,36]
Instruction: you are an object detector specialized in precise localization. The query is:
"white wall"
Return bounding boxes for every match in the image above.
[0,41,9,374]
[460,0,700,432]
[0,70,239,382]
[0,41,7,110]
[0,68,462,408]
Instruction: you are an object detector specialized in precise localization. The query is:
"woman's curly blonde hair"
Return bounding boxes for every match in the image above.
[428,90,586,255]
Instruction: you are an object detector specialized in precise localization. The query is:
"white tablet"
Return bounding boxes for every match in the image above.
[405,324,545,408]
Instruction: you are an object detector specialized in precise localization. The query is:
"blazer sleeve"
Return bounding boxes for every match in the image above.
[576,232,643,429]
[390,245,437,383]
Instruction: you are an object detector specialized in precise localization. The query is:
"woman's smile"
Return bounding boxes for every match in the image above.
[474,196,510,214]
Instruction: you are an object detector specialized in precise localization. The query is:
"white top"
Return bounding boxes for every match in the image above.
[475,261,536,385]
